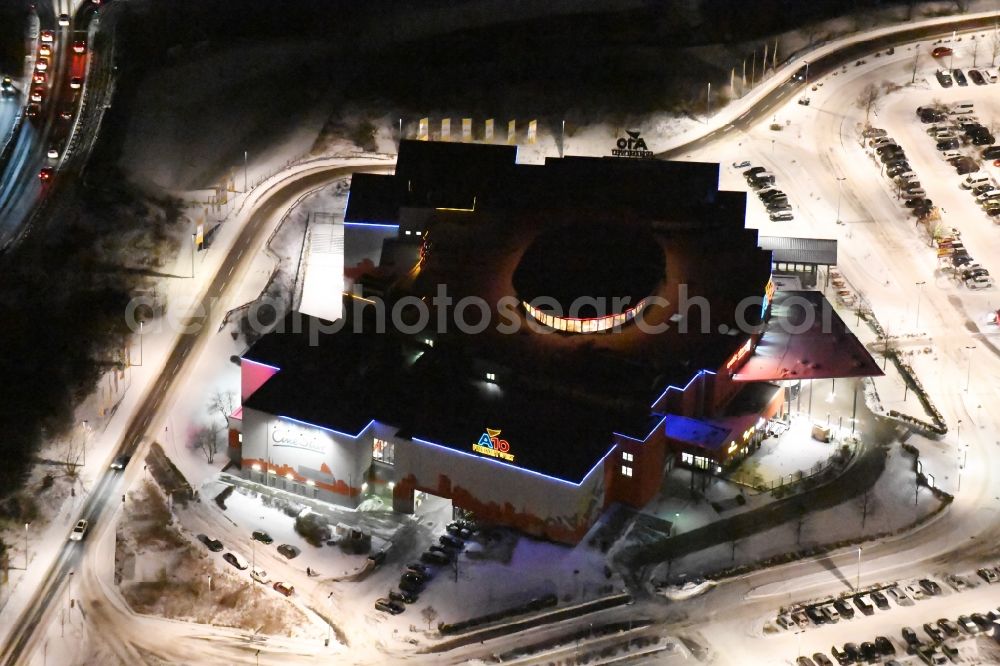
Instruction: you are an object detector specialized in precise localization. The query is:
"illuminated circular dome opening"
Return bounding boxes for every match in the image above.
[513,221,665,333]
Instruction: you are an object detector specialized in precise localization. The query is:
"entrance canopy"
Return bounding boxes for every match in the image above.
[733,291,882,383]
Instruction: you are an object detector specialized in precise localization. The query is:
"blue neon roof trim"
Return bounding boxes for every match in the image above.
[649,369,716,409]
[412,435,616,487]
[242,358,281,372]
[278,415,375,440]
[613,416,667,443]
[343,221,400,229]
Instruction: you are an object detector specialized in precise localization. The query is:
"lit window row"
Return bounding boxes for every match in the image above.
[522,298,649,334]
[621,465,633,477]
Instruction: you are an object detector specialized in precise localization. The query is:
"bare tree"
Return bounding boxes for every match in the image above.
[420,605,438,631]
[859,488,872,529]
[856,84,880,125]
[208,390,236,425]
[193,425,219,464]
[794,503,808,545]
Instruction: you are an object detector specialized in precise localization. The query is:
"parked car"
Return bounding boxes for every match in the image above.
[375,597,404,614]
[833,598,855,619]
[904,583,927,600]
[400,571,428,587]
[796,658,816,666]
[438,535,465,550]
[733,160,751,169]
[813,654,834,666]
[870,590,890,610]
[983,145,1000,159]
[69,519,88,541]
[967,275,993,289]
[743,166,766,177]
[969,69,987,85]
[223,552,249,570]
[936,69,954,87]
[932,46,953,58]
[405,562,430,576]
[252,530,273,544]
[830,646,852,665]
[854,595,875,616]
[859,642,878,662]
[805,606,828,625]
[937,138,960,151]
[875,636,896,656]
[421,550,451,565]
[398,577,423,594]
[402,568,430,586]
[902,626,921,649]
[276,544,299,559]
[863,127,887,138]
[251,568,269,584]
[770,212,794,222]
[924,622,944,642]
[971,613,992,631]
[389,588,418,604]
[821,604,841,623]
[937,618,960,637]
[272,581,294,596]
[197,534,223,552]
[958,615,979,633]
[953,69,969,86]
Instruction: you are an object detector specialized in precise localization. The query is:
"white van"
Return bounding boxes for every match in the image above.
[949,100,975,115]
[962,172,992,189]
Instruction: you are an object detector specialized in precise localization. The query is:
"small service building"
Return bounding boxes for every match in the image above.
[229,141,880,544]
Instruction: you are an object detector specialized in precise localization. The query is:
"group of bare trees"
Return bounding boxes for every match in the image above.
[193,390,236,464]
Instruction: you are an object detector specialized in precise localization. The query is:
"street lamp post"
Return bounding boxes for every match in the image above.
[912,43,920,83]
[856,546,862,590]
[914,281,926,329]
[82,420,88,467]
[138,320,143,366]
[244,150,248,193]
[836,177,846,224]
[68,570,73,609]
[326,591,334,647]
[191,233,197,279]
[965,345,976,391]
[24,523,29,569]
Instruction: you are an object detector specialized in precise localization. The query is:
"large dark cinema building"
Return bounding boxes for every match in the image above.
[229,141,881,544]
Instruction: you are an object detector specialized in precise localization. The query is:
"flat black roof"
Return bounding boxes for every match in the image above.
[244,309,639,483]
[346,140,724,225]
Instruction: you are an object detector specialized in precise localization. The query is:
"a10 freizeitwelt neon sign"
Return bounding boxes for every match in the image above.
[472,428,515,462]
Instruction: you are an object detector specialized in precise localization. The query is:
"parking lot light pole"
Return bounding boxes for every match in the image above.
[914,281,926,329]
[965,345,976,391]
[912,43,920,84]
[24,523,29,569]
[856,546,862,590]
[836,177,846,223]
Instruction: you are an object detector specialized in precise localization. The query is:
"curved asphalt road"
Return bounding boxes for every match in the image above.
[0,162,392,666]
[661,14,1000,159]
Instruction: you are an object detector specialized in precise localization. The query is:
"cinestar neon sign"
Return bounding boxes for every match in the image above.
[472,428,515,462]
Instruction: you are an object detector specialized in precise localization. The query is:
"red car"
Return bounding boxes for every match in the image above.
[932,46,953,58]
[39,167,54,181]
[272,582,294,597]
[26,103,41,117]
[72,40,86,54]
